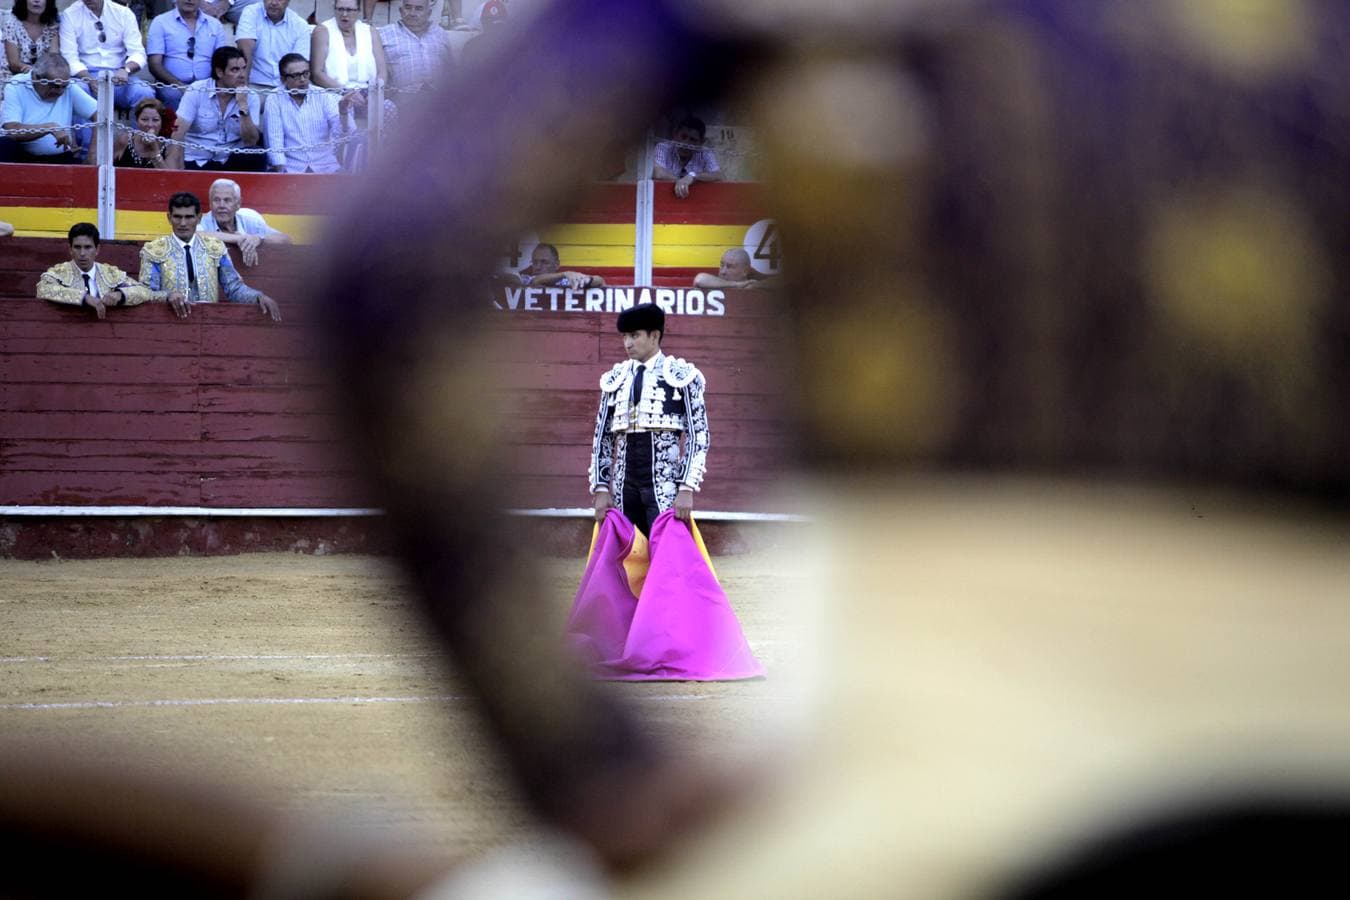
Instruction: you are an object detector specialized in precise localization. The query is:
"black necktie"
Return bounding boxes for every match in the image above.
[631,363,645,410]
[184,244,196,286]
[82,272,92,294]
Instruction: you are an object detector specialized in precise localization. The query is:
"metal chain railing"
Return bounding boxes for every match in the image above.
[109,120,366,156]
[654,137,764,160]
[2,72,402,235]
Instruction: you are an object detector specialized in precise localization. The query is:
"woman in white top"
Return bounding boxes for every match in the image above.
[310,0,387,99]
[310,0,388,169]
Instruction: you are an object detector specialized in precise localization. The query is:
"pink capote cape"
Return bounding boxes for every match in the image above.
[565,509,764,681]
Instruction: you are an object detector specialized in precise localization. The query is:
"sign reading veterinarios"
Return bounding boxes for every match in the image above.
[494,286,727,316]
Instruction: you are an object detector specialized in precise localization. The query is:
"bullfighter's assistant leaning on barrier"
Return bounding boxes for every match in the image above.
[37,222,163,319]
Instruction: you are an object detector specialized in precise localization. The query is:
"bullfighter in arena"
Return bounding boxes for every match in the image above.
[37,222,160,319]
[588,302,708,537]
[570,301,761,681]
[139,191,282,321]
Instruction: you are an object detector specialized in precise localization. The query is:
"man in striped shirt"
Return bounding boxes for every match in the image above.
[264,53,343,174]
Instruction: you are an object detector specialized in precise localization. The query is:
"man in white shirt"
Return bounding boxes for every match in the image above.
[235,0,312,96]
[197,177,292,267]
[58,0,156,111]
[264,52,344,175]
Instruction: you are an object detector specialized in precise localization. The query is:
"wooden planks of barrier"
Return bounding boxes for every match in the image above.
[2,238,796,545]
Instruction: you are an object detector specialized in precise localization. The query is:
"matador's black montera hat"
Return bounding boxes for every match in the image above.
[616,302,665,335]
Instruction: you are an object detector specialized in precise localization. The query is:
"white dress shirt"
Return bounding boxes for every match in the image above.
[59,0,147,75]
[79,265,102,298]
[264,86,343,173]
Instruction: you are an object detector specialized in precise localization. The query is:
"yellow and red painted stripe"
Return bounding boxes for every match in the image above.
[2,166,772,283]
[650,182,774,285]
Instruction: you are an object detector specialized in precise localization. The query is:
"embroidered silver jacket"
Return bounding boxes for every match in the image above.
[588,353,711,500]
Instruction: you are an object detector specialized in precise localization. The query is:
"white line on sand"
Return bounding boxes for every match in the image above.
[1,695,462,711]
[0,693,725,711]
[0,653,434,664]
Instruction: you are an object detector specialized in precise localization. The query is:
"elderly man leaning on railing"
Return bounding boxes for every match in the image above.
[140,190,282,321]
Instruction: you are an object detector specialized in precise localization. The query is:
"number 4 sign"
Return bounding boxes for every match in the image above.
[743,219,781,275]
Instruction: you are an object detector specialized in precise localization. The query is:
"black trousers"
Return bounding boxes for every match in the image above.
[621,432,661,537]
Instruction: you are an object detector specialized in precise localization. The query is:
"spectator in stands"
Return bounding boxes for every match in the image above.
[506,242,605,289]
[140,191,282,321]
[458,0,507,69]
[466,0,503,28]
[196,0,231,21]
[379,0,452,102]
[212,0,259,26]
[265,52,344,174]
[312,0,387,171]
[693,247,776,290]
[167,46,264,171]
[3,0,62,81]
[0,53,94,163]
[197,177,291,267]
[58,0,154,112]
[147,0,225,110]
[235,0,311,98]
[653,116,723,198]
[37,222,160,319]
[106,96,170,167]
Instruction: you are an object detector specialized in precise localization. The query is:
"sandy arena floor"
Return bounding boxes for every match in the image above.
[7,483,1350,898]
[0,548,805,862]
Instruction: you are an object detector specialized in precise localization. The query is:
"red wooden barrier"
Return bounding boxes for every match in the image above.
[2,238,795,519]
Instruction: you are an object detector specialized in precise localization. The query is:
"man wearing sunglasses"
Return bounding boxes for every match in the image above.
[148,0,225,111]
[264,53,344,174]
[58,0,154,112]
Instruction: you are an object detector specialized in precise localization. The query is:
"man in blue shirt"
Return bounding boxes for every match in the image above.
[0,54,97,164]
[167,46,265,171]
[147,0,226,110]
[235,0,311,96]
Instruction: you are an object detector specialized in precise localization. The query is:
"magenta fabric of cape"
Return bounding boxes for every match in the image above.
[565,510,764,681]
